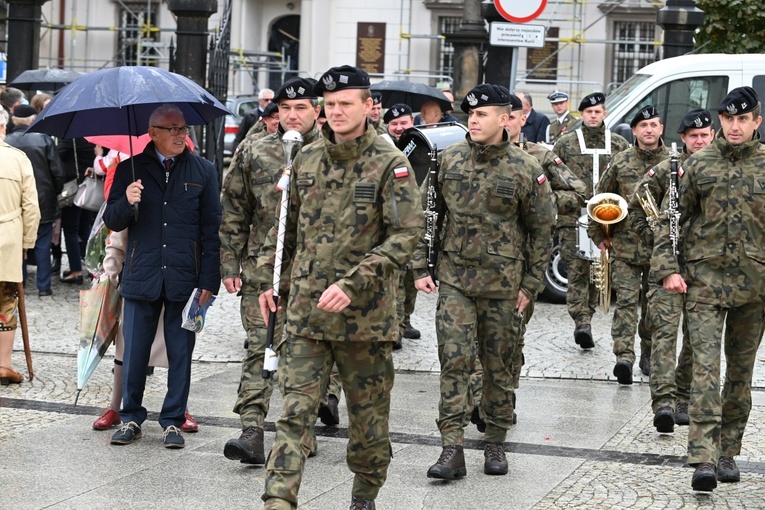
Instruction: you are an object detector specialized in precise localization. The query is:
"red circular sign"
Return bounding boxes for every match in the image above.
[494,0,547,23]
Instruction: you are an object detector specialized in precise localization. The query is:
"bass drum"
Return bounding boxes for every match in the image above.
[396,122,467,185]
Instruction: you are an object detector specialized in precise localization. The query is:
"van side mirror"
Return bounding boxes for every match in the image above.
[612,123,633,144]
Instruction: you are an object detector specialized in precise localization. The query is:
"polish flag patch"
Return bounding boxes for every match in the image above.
[394,167,409,179]
[537,173,547,185]
[647,168,655,177]
[678,166,685,177]
[554,157,563,165]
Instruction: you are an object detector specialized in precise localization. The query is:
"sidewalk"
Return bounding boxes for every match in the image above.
[2,276,765,509]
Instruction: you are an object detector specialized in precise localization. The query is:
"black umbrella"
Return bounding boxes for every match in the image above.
[10,69,85,92]
[370,80,452,112]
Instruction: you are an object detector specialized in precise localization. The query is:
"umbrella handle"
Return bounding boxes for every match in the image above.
[133,202,139,222]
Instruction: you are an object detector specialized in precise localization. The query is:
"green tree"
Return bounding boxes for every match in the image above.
[695,0,765,53]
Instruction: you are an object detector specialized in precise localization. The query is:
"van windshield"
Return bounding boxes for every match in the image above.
[605,73,652,112]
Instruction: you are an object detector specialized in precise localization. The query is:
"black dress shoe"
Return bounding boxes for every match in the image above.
[613,361,633,385]
[574,324,594,349]
[60,273,83,284]
[653,407,674,433]
[38,289,52,297]
[691,463,717,491]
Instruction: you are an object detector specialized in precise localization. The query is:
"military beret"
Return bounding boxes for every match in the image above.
[319,106,326,119]
[578,92,606,111]
[630,105,660,128]
[548,91,568,104]
[274,77,318,103]
[315,65,370,94]
[676,108,712,133]
[13,104,37,118]
[262,102,279,118]
[383,103,413,123]
[372,92,383,105]
[508,94,523,112]
[460,83,511,113]
[718,86,759,115]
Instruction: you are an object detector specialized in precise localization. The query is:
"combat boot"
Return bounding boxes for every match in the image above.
[691,462,717,491]
[427,445,466,479]
[223,426,265,464]
[639,352,650,376]
[350,495,376,510]
[674,402,690,425]
[471,405,486,433]
[574,323,594,349]
[402,317,421,339]
[653,407,674,433]
[613,360,633,385]
[318,394,340,426]
[484,442,508,475]
[717,456,740,483]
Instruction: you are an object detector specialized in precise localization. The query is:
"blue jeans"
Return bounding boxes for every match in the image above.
[23,222,53,292]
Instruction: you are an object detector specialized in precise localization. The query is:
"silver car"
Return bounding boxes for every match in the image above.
[224,95,259,156]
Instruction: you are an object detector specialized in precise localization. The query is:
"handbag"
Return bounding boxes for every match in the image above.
[57,179,79,208]
[74,175,106,212]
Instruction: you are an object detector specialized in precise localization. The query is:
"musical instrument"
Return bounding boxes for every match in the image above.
[424,145,439,281]
[667,142,680,256]
[397,122,467,186]
[637,183,662,232]
[585,192,628,312]
[263,130,303,379]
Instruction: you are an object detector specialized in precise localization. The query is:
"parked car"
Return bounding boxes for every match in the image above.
[541,230,567,303]
[224,95,259,156]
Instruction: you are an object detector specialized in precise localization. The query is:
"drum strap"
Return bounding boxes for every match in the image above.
[576,128,611,188]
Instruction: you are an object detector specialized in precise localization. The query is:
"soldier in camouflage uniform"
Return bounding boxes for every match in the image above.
[651,87,765,492]
[256,66,423,510]
[367,92,387,135]
[628,108,715,432]
[469,95,586,431]
[413,85,555,480]
[547,91,578,145]
[554,93,630,349]
[219,77,323,465]
[588,105,669,385]
[383,103,413,146]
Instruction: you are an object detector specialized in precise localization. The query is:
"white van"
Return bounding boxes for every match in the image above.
[601,53,765,146]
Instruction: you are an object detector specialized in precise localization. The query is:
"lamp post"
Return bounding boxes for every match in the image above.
[167,0,217,87]
[656,0,704,59]
[444,0,487,101]
[5,0,49,84]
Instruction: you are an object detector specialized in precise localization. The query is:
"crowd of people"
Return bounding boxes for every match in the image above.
[1,66,764,509]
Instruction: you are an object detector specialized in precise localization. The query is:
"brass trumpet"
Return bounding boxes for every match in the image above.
[637,183,662,232]
[587,193,628,312]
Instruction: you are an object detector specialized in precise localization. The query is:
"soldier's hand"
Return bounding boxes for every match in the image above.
[662,273,687,294]
[258,291,280,324]
[598,240,611,252]
[515,291,530,316]
[127,179,143,205]
[317,284,351,313]
[223,277,241,294]
[415,276,437,294]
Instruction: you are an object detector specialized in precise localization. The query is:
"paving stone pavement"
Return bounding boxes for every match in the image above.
[3,272,765,509]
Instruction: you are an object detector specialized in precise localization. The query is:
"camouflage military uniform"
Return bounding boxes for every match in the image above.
[220,125,322,431]
[589,142,669,366]
[548,113,578,145]
[651,131,765,466]
[628,149,693,413]
[553,125,630,329]
[370,117,387,135]
[244,119,269,141]
[413,135,555,445]
[255,124,423,507]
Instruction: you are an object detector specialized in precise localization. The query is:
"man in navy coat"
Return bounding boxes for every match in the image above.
[104,104,221,449]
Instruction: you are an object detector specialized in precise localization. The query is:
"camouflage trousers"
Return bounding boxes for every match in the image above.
[610,259,650,365]
[436,283,523,445]
[233,289,283,429]
[396,269,417,333]
[559,227,597,327]
[262,337,394,509]
[645,283,693,412]
[685,299,765,465]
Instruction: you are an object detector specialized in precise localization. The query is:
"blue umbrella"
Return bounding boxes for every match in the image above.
[27,65,230,139]
[10,68,85,92]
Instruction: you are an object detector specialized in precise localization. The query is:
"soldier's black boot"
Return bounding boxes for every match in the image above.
[717,456,740,483]
[350,495,376,510]
[613,360,633,385]
[402,317,421,339]
[674,402,690,425]
[574,323,594,349]
[691,462,717,491]
[639,352,650,376]
[223,426,265,464]
[653,406,675,433]
[427,445,467,479]
[484,442,509,475]
[318,394,340,426]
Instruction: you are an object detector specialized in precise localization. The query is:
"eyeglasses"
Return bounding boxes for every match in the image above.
[152,125,191,136]
[261,98,273,103]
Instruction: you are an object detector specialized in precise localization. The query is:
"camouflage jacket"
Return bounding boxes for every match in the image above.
[254,123,423,342]
[553,124,630,228]
[244,120,268,142]
[518,140,587,222]
[589,142,670,264]
[370,117,387,135]
[628,146,689,249]
[412,134,556,299]
[651,131,765,307]
[219,124,321,290]
[548,113,578,145]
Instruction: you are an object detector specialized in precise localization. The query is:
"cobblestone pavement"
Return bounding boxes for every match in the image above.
[3,271,765,509]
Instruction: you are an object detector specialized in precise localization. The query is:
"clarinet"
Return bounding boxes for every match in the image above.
[424,145,439,281]
[667,142,680,257]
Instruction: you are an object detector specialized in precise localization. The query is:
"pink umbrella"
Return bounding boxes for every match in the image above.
[84,133,195,155]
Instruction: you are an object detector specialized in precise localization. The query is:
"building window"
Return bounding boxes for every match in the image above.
[439,17,460,81]
[119,3,159,67]
[611,21,657,86]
